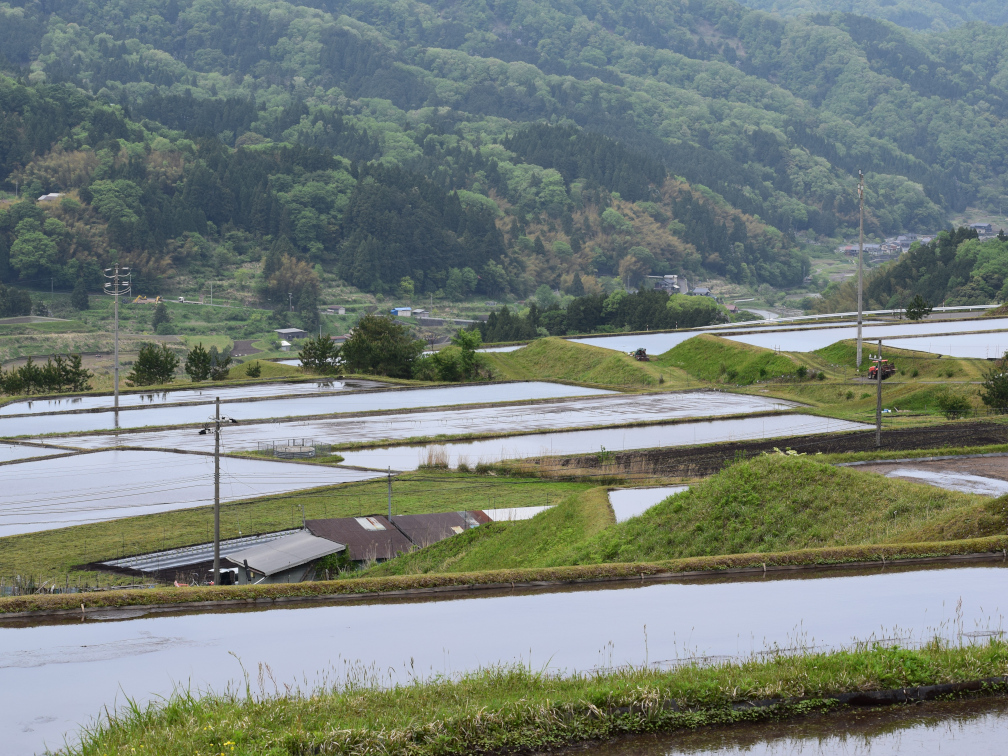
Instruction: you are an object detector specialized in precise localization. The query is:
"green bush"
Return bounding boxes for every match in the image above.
[126,343,180,386]
[934,390,972,419]
[245,361,261,378]
[184,343,211,382]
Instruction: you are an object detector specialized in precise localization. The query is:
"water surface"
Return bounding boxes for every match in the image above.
[0,449,380,536]
[2,565,1004,756]
[0,380,382,416]
[335,414,868,471]
[609,486,688,523]
[52,391,797,453]
[564,696,1008,755]
[0,382,612,437]
[571,317,1008,356]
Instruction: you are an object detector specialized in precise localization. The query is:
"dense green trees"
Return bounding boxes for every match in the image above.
[0,354,92,395]
[479,290,727,341]
[339,313,424,378]
[127,343,180,386]
[3,0,1008,301]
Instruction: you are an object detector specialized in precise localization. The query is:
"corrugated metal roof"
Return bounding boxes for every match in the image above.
[226,531,344,576]
[102,529,300,573]
[306,515,413,561]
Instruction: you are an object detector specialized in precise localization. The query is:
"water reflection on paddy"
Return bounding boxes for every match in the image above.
[3,565,1005,756]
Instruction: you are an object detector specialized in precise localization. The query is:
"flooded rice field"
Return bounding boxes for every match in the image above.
[851,455,1008,497]
[562,695,1008,755]
[727,317,1008,354]
[886,331,1008,359]
[2,565,1004,755]
[0,449,380,537]
[50,391,798,453]
[571,317,1008,357]
[0,379,385,416]
[334,414,867,471]
[0,381,612,437]
[608,486,688,523]
[0,443,64,463]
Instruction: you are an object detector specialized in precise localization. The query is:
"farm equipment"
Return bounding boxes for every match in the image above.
[630,348,649,362]
[867,358,895,380]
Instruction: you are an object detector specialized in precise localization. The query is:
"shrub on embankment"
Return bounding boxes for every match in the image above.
[65,640,1008,756]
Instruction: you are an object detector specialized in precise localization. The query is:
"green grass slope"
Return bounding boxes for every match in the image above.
[815,340,985,380]
[655,334,801,385]
[484,338,687,389]
[565,455,997,564]
[364,487,614,576]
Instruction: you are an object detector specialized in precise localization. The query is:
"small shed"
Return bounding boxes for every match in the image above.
[279,340,292,352]
[306,515,413,564]
[391,307,412,317]
[275,327,308,340]
[37,192,63,202]
[226,530,344,584]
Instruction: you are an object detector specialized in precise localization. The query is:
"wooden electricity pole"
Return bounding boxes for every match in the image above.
[857,171,865,368]
[876,339,882,448]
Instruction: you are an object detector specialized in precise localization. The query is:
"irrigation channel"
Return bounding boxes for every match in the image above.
[564,695,1008,755]
[568,315,1008,355]
[0,381,613,436]
[44,390,799,452]
[2,565,1005,755]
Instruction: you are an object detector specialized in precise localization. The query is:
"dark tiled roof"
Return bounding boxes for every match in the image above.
[306,515,413,561]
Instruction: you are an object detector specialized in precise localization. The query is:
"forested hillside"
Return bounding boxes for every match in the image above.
[1,0,1008,312]
[736,0,1008,32]
[813,226,1008,311]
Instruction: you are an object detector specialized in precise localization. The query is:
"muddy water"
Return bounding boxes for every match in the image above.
[560,696,1008,755]
[335,414,867,471]
[608,486,688,523]
[0,382,612,437]
[51,391,798,453]
[0,449,380,537]
[2,565,1005,755]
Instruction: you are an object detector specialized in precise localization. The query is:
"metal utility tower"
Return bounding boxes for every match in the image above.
[103,265,131,413]
[199,397,237,584]
[857,171,865,368]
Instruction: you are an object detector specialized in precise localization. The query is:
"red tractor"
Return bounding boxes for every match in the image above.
[868,358,896,380]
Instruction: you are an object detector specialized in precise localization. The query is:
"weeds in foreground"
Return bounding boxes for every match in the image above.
[64,638,1008,755]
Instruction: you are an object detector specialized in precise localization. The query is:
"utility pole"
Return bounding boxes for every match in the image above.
[857,171,865,368]
[387,467,392,521]
[876,339,882,449]
[103,265,131,414]
[214,397,221,582]
[199,397,237,585]
[289,292,293,312]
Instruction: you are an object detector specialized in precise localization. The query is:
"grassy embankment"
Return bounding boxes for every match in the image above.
[63,641,1008,756]
[483,337,690,389]
[364,454,1003,576]
[0,472,590,587]
[654,334,989,424]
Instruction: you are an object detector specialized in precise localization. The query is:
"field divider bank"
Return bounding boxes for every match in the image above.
[5,536,1008,620]
[64,640,1008,756]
